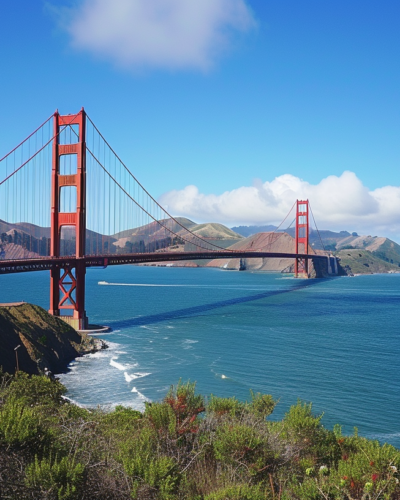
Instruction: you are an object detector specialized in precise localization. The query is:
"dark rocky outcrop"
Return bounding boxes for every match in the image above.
[0,303,100,375]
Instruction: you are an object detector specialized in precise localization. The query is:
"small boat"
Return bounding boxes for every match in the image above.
[98,281,109,285]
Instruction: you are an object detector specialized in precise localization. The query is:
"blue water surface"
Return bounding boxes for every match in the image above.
[1,266,399,447]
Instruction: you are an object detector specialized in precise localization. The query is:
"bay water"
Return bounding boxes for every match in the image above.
[1,266,399,447]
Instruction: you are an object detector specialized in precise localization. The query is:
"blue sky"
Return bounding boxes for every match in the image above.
[1,1,400,239]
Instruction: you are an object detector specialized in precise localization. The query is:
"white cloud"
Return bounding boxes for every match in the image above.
[159,172,400,239]
[60,0,256,70]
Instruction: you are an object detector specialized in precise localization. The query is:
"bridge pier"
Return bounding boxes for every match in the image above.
[326,255,339,276]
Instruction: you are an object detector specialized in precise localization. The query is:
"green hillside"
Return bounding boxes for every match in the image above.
[336,249,400,275]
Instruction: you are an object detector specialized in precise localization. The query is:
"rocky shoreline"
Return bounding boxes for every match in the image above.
[0,302,107,375]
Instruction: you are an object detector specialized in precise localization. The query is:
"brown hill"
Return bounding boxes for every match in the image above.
[180,223,242,241]
[206,232,304,272]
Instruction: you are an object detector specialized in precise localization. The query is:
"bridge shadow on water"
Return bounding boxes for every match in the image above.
[106,278,330,330]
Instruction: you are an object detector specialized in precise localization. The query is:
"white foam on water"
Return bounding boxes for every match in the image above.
[131,387,150,401]
[61,395,85,408]
[110,357,129,371]
[88,350,110,359]
[115,351,127,354]
[182,339,198,349]
[140,325,159,332]
[124,372,151,382]
[90,331,121,336]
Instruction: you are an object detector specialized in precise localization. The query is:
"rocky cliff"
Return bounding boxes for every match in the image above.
[0,303,100,375]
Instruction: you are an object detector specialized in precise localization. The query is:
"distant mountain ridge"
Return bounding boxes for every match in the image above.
[1,218,400,275]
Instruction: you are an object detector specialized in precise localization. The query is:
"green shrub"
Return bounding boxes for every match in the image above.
[207,395,244,417]
[25,455,85,500]
[5,373,66,408]
[283,400,323,437]
[0,397,44,447]
[248,390,277,419]
[101,405,142,430]
[213,422,264,465]
[145,401,177,435]
[204,483,267,500]
[124,454,179,499]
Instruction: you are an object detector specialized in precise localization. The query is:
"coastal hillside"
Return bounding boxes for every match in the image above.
[112,217,196,250]
[112,218,243,252]
[1,377,399,499]
[0,303,98,375]
[180,222,242,241]
[336,248,400,275]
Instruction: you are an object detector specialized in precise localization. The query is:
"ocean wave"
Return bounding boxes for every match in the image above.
[110,358,129,371]
[182,339,198,349]
[131,387,150,401]
[61,395,85,408]
[124,372,151,382]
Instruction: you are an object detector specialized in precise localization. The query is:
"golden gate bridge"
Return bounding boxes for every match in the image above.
[0,109,336,329]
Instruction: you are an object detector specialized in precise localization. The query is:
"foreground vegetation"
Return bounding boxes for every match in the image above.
[0,372,399,499]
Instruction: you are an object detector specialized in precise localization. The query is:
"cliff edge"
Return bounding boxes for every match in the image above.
[0,303,100,375]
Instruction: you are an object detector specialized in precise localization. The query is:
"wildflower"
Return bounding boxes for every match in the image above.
[319,465,328,475]
[371,473,379,482]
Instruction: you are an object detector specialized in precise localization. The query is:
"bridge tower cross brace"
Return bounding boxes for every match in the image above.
[294,199,309,278]
[48,109,87,330]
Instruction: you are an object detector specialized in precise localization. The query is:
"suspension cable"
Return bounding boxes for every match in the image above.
[85,114,235,251]
[85,145,230,252]
[0,112,81,187]
[0,113,53,163]
[309,202,326,252]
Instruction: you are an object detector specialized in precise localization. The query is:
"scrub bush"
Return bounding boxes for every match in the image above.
[0,397,44,447]
[204,483,267,500]
[1,373,400,500]
[25,455,85,500]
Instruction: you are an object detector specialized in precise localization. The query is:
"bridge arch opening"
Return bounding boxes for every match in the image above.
[59,154,77,176]
[59,225,76,257]
[59,186,77,213]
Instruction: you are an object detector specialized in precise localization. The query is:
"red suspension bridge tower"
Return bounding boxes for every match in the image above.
[48,109,88,330]
[294,199,310,278]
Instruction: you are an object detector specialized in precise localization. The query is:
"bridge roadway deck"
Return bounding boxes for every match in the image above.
[0,251,327,274]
